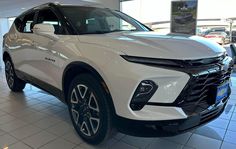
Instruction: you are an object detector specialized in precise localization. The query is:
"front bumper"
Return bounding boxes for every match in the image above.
[113,55,233,136]
[115,99,227,137]
[107,54,233,121]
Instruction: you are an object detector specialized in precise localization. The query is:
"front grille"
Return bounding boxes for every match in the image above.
[184,55,225,67]
[176,56,233,115]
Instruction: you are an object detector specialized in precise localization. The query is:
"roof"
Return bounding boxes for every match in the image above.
[17,2,106,19]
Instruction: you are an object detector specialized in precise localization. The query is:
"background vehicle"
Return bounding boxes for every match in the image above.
[202,27,227,37]
[205,32,230,44]
[2,3,234,145]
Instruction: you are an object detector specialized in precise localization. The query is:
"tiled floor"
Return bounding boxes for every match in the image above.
[0,68,235,149]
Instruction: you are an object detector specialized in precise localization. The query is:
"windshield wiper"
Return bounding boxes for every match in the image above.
[110,29,137,32]
[80,31,108,35]
[108,29,127,33]
[108,29,137,33]
[80,29,137,35]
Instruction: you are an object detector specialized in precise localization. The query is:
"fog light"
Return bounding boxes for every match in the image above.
[130,80,158,111]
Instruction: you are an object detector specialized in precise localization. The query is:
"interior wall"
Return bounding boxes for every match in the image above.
[98,0,120,10]
[121,0,236,24]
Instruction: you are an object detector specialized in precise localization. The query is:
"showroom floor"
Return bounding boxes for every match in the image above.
[0,69,235,149]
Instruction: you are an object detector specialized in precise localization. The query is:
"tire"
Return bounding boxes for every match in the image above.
[4,58,26,92]
[67,74,112,144]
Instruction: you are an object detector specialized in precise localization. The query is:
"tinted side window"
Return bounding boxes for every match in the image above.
[36,9,64,34]
[14,18,24,32]
[15,12,35,33]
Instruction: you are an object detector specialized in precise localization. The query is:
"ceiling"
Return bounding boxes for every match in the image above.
[0,0,101,17]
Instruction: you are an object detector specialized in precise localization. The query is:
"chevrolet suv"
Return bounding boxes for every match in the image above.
[2,3,234,144]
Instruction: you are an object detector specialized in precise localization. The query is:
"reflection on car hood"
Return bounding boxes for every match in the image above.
[78,31,226,60]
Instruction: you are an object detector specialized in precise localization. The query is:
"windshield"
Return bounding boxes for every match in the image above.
[60,6,151,34]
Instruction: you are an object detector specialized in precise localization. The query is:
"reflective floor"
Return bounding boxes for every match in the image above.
[0,68,235,149]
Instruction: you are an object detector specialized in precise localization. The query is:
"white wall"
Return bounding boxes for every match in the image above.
[121,0,171,23]
[0,18,10,68]
[98,0,120,10]
[121,0,236,24]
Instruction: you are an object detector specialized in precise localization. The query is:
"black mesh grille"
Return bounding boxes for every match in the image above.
[146,55,233,116]
[176,57,233,115]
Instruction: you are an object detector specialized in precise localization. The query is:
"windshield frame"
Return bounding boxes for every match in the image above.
[58,5,152,35]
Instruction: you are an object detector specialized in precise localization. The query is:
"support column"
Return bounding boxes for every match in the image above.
[0,18,10,69]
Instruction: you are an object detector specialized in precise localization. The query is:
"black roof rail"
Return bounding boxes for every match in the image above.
[33,2,60,10]
[17,2,61,19]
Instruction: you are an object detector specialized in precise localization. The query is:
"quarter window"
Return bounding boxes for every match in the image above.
[15,12,35,33]
[23,13,35,33]
[36,9,64,34]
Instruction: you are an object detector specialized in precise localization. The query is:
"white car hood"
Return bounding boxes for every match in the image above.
[78,31,226,60]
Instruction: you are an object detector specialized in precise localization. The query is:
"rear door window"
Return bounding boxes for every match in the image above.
[36,9,65,34]
[15,12,35,33]
[23,12,35,33]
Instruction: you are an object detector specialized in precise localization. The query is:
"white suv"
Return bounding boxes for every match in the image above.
[2,3,234,144]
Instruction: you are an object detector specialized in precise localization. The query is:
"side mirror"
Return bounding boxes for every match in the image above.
[32,24,58,40]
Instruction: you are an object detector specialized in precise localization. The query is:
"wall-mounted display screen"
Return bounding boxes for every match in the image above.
[171,0,198,35]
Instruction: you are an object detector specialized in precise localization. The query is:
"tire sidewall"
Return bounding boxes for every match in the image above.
[67,74,111,144]
[5,59,15,89]
[4,58,25,92]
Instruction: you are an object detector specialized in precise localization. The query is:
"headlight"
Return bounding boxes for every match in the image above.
[121,55,184,68]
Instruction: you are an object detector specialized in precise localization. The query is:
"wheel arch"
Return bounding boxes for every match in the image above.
[62,61,116,116]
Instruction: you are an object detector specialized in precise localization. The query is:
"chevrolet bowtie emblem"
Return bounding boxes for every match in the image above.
[220,64,229,71]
